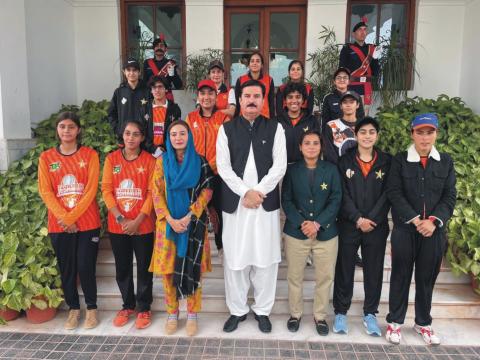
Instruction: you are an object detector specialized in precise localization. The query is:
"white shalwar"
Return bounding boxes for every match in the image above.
[216,122,287,316]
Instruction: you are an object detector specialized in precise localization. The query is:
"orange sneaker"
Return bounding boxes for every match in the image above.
[135,311,152,329]
[113,309,135,327]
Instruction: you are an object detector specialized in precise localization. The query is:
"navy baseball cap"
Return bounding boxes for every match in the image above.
[411,113,439,130]
[340,90,360,103]
[123,57,140,70]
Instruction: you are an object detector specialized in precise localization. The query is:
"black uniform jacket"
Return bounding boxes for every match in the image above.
[142,57,183,90]
[144,100,182,153]
[107,81,151,140]
[386,146,457,233]
[321,89,365,131]
[337,147,391,227]
[276,111,320,164]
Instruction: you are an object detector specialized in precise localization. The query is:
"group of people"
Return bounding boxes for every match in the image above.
[37,22,456,346]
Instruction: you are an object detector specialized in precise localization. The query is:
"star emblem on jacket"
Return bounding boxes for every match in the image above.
[346,169,355,178]
[320,182,328,190]
[137,166,145,174]
[140,98,148,106]
[376,169,384,179]
[303,126,309,132]
[78,160,87,168]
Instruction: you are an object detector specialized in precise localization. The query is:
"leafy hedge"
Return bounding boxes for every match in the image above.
[0,100,116,314]
[377,95,480,292]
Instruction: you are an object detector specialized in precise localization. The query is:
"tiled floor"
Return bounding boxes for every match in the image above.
[0,331,479,360]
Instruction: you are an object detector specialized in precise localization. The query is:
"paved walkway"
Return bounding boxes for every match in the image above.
[0,331,479,360]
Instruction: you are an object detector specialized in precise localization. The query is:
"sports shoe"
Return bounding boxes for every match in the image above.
[333,314,348,334]
[64,309,80,330]
[84,309,98,329]
[186,313,198,336]
[113,309,135,327]
[363,314,381,336]
[414,324,441,345]
[135,311,152,329]
[386,322,402,344]
[165,313,178,335]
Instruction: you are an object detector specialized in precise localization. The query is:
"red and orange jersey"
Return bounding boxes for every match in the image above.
[38,146,101,233]
[185,109,228,174]
[152,105,167,146]
[101,149,156,234]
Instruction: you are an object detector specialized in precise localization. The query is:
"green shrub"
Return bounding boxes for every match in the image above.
[377,95,480,293]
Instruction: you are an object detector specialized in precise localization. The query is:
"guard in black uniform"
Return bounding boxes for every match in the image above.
[142,35,183,101]
[339,21,380,110]
[385,113,456,346]
[332,117,391,337]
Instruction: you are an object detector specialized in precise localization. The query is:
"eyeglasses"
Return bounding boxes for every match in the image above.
[152,85,165,90]
[335,76,349,81]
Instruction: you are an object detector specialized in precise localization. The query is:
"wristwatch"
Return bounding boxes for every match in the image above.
[116,214,125,224]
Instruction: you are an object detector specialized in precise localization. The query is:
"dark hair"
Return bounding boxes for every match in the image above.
[167,119,190,134]
[240,79,266,97]
[354,116,380,134]
[288,60,305,76]
[121,120,146,136]
[283,82,307,100]
[249,51,264,66]
[299,130,323,157]
[55,111,81,143]
[148,75,169,89]
[152,38,168,49]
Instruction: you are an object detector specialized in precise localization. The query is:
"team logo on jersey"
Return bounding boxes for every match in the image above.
[346,168,355,178]
[121,97,127,105]
[376,170,385,179]
[140,98,148,106]
[113,165,121,174]
[116,179,142,212]
[320,182,328,190]
[49,162,61,172]
[57,174,84,209]
[78,160,87,168]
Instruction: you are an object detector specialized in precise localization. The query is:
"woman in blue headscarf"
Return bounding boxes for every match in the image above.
[149,120,214,336]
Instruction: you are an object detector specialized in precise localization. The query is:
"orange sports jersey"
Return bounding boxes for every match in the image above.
[216,87,230,110]
[152,105,167,146]
[239,73,272,118]
[101,149,156,234]
[38,146,101,233]
[185,109,228,174]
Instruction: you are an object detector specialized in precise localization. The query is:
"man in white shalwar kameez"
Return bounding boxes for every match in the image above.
[216,79,287,333]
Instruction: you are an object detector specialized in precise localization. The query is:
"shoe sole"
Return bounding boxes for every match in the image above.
[332,326,348,334]
[363,321,381,337]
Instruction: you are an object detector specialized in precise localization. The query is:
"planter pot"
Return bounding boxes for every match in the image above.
[470,273,480,296]
[26,297,57,324]
[0,308,20,322]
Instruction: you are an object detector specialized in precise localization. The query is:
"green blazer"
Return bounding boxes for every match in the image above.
[282,159,342,241]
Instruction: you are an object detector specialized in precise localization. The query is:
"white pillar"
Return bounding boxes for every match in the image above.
[0,0,35,171]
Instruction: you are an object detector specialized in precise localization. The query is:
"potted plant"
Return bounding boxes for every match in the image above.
[184,48,224,93]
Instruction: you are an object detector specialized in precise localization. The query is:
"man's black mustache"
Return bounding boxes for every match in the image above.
[247,103,257,107]
[155,49,164,53]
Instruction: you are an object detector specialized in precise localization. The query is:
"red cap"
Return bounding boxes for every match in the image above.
[197,79,217,91]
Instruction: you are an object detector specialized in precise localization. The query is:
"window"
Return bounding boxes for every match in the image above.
[224,2,306,86]
[120,0,185,78]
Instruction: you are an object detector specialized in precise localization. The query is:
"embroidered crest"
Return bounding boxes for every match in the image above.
[113,165,121,174]
[346,168,355,178]
[121,97,127,105]
[116,179,142,212]
[320,182,328,190]
[49,162,60,172]
[57,174,84,209]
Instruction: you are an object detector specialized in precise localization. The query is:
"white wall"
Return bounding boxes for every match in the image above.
[25,0,77,125]
[73,1,121,104]
[0,0,31,139]
[185,0,224,53]
[459,0,480,113]
[409,0,465,99]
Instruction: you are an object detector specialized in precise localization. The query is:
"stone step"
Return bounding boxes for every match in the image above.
[78,277,480,319]
[95,249,470,285]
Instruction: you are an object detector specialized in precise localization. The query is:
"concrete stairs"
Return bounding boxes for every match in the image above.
[81,234,480,319]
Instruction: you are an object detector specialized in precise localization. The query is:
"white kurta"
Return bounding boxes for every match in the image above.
[216,122,287,270]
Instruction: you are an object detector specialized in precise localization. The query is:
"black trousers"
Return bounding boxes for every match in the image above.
[50,228,100,310]
[109,232,154,312]
[333,222,388,316]
[386,227,446,326]
[211,175,223,250]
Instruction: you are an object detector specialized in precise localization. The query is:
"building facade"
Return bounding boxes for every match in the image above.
[0,0,479,170]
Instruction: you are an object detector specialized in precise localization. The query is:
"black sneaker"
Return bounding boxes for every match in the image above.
[223,314,247,333]
[287,317,301,332]
[254,313,272,333]
[314,319,329,336]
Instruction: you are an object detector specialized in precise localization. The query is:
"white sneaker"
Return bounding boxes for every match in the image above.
[386,322,402,345]
[414,324,441,345]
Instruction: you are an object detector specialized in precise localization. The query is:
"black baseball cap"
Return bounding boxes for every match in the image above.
[353,21,368,32]
[333,67,351,79]
[355,116,380,134]
[123,57,140,70]
[340,90,360,103]
[208,60,224,72]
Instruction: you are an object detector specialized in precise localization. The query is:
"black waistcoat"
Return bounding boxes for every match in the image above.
[221,115,280,213]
